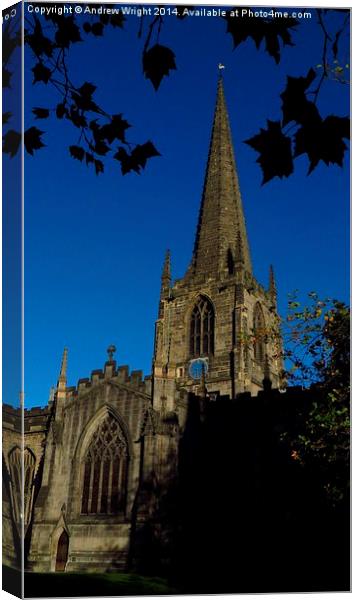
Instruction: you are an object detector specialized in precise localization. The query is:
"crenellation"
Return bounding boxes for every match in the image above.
[117,365,129,382]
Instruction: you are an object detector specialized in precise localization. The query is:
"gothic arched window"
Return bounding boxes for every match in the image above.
[190,296,215,357]
[8,447,22,526]
[81,415,128,515]
[253,303,266,366]
[23,449,36,527]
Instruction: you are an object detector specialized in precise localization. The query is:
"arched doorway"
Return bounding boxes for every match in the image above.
[55,530,69,572]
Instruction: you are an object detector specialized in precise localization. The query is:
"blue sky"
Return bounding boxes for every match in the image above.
[21,6,350,407]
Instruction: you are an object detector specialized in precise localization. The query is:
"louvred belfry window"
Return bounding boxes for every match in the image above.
[81,415,128,515]
[190,296,215,356]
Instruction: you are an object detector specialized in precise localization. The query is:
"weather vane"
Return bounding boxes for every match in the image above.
[218,63,226,71]
[107,344,116,361]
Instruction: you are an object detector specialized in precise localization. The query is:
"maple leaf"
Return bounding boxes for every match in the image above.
[110,13,125,28]
[224,15,298,63]
[24,127,45,155]
[32,107,50,119]
[3,67,12,89]
[3,112,12,126]
[131,141,161,169]
[69,108,87,128]
[26,18,54,58]
[143,44,177,91]
[245,120,293,184]
[100,114,131,144]
[114,141,160,175]
[294,115,350,174]
[69,145,85,162]
[56,103,66,119]
[32,62,52,84]
[3,130,21,158]
[94,140,110,156]
[281,68,318,126]
[2,24,21,65]
[91,22,104,36]
[113,147,134,174]
[55,16,82,48]
[72,82,100,113]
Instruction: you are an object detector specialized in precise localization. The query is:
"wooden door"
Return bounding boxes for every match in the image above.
[55,530,69,572]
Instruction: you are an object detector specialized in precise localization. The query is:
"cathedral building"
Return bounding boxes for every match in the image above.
[3,77,283,573]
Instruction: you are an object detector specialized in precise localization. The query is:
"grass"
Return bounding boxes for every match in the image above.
[23,570,178,597]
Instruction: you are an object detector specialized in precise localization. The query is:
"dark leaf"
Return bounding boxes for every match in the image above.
[94,159,104,175]
[280,68,317,126]
[72,82,100,112]
[94,140,110,155]
[2,25,21,65]
[32,62,52,84]
[245,120,294,184]
[91,22,104,36]
[110,12,125,28]
[78,82,97,97]
[69,145,85,162]
[131,141,161,169]
[294,115,350,174]
[55,16,82,48]
[85,152,94,165]
[143,44,177,90]
[224,15,298,63]
[114,141,160,174]
[32,107,50,119]
[26,18,54,58]
[3,111,12,125]
[100,114,131,144]
[83,22,92,33]
[3,67,12,89]
[24,126,45,155]
[69,108,87,128]
[3,129,21,157]
[56,103,66,119]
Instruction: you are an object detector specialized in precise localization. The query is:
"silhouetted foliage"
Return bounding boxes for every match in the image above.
[245,120,294,183]
[281,293,350,505]
[143,44,177,90]
[3,6,350,182]
[3,129,21,157]
[224,13,298,63]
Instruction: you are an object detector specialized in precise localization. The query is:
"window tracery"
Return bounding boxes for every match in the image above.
[190,296,215,356]
[81,415,128,515]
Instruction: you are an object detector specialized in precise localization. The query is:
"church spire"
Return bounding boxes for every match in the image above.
[191,76,252,276]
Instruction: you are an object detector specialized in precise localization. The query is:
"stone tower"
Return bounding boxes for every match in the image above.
[152,76,283,409]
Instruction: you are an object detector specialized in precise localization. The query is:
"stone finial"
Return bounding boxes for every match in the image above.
[57,348,68,389]
[162,249,171,283]
[48,386,56,405]
[269,264,277,303]
[158,249,172,317]
[107,344,116,362]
